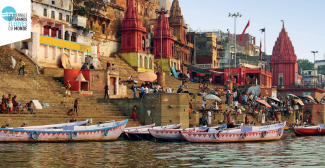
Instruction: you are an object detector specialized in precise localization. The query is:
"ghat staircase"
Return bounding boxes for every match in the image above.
[0,46,142,127]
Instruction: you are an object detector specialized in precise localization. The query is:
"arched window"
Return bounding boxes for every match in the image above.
[64,31,69,40]
[149,57,152,69]
[171,45,174,57]
[140,56,143,68]
[279,77,283,85]
[177,63,179,70]
[144,56,148,69]
[214,60,216,67]
[142,36,145,51]
[142,5,144,15]
[174,62,176,69]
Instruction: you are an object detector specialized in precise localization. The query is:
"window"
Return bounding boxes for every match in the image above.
[59,13,62,20]
[66,15,70,22]
[43,9,47,17]
[90,21,93,28]
[102,24,106,34]
[58,30,62,39]
[51,11,55,19]
[142,36,145,51]
[52,0,55,5]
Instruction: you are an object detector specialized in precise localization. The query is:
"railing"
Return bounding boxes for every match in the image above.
[275,84,325,90]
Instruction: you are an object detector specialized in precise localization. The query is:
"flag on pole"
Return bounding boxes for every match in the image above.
[259,39,262,61]
[240,20,250,42]
[260,28,265,33]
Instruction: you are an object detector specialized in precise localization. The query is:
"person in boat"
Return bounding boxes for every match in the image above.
[21,122,27,127]
[1,124,9,128]
[132,105,137,121]
[66,109,74,116]
[74,99,79,116]
[69,118,77,122]
[1,95,6,113]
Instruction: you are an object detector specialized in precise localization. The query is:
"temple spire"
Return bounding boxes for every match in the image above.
[281,20,284,28]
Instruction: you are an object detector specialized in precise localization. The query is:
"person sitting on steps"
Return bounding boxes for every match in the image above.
[66,109,74,116]
[27,101,35,114]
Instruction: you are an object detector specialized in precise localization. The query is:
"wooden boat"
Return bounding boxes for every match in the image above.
[123,123,182,140]
[181,122,286,143]
[149,126,208,141]
[12,119,90,129]
[124,123,155,131]
[0,119,128,142]
[293,124,325,136]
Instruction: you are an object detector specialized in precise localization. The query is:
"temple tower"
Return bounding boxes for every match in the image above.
[271,23,298,86]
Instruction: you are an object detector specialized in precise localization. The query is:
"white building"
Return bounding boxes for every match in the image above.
[8,0,92,68]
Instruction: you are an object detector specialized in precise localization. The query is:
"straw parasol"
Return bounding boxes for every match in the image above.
[138,72,157,82]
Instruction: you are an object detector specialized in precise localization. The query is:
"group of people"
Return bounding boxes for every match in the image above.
[81,63,95,69]
[1,94,35,115]
[106,61,115,70]
[67,98,79,116]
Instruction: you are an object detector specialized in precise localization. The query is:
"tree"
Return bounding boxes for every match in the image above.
[318,65,325,75]
[297,59,314,71]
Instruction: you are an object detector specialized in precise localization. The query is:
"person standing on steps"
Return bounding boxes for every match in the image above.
[7,94,12,115]
[104,82,109,99]
[1,95,6,114]
[65,81,71,97]
[74,98,79,116]
[18,59,25,75]
[132,105,137,121]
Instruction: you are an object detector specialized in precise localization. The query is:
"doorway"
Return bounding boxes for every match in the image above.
[110,77,116,95]
[81,82,89,91]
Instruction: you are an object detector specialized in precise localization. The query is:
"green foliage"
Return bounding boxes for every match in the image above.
[297,59,314,71]
[78,7,88,16]
[318,65,325,74]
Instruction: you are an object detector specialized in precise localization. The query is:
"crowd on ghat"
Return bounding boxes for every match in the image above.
[192,84,320,127]
[0,94,35,115]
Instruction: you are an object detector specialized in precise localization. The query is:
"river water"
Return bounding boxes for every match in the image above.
[0,131,324,167]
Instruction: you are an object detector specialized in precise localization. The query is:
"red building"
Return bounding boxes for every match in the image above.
[271,24,298,87]
[120,0,147,53]
[188,67,272,88]
[153,7,177,71]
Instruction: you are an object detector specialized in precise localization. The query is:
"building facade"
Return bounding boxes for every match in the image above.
[168,0,194,72]
[194,32,219,69]
[8,0,92,68]
[271,24,298,87]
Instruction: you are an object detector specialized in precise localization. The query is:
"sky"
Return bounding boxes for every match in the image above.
[178,0,325,62]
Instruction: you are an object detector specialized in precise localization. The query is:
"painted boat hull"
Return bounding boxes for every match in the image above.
[294,126,325,136]
[123,124,182,140]
[0,120,128,142]
[149,127,208,141]
[149,129,184,141]
[181,125,285,143]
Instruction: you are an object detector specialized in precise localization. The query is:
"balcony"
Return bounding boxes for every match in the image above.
[72,15,87,28]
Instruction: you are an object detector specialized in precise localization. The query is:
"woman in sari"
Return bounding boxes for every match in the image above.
[132,105,137,121]
[10,56,16,69]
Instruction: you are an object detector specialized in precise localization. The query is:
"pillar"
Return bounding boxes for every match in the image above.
[45,45,49,59]
[53,47,57,60]
[75,51,79,63]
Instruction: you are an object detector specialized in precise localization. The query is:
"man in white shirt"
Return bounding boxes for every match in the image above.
[145,86,149,94]
[202,99,206,112]
[237,108,242,114]
[202,92,207,98]
[234,101,238,111]
[167,86,173,93]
